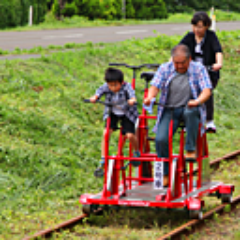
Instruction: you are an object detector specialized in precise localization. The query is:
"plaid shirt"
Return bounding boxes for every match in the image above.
[96,82,138,123]
[151,61,212,133]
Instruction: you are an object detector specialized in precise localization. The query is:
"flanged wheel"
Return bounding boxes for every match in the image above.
[82,204,99,215]
[189,209,203,219]
[82,204,91,214]
[221,193,232,204]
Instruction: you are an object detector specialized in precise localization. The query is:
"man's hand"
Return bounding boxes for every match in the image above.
[143,97,152,106]
[90,95,98,103]
[188,99,200,108]
[128,98,136,106]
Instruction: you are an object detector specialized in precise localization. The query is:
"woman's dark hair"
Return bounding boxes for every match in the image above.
[105,67,124,83]
[191,11,212,28]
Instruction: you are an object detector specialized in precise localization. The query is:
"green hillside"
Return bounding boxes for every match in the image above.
[0,31,240,238]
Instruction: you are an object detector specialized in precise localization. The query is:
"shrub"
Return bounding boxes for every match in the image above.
[132,0,167,19]
[0,0,48,29]
[61,2,78,17]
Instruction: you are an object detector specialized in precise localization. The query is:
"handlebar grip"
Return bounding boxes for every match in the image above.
[83,99,91,103]
[206,65,216,72]
[109,63,126,66]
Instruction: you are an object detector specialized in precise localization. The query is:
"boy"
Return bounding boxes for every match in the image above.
[90,67,140,177]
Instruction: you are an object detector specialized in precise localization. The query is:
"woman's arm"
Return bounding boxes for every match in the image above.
[212,52,223,71]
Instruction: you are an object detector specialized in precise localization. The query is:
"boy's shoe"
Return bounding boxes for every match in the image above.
[206,121,216,133]
[94,166,104,178]
[94,159,105,178]
[131,151,141,167]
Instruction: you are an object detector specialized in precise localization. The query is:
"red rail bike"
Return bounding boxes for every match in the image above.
[80,63,234,219]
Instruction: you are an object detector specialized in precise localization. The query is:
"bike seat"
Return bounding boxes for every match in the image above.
[140,71,155,82]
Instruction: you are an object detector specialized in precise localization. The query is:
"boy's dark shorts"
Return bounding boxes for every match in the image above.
[105,113,135,135]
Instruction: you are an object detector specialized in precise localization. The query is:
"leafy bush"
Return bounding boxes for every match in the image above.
[132,0,167,19]
[61,2,78,17]
[49,0,167,20]
[0,0,22,28]
[164,0,240,13]
[126,0,135,19]
[51,0,61,18]
[0,0,48,29]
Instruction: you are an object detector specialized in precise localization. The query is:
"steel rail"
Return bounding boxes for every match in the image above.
[210,150,240,168]
[157,195,240,240]
[23,150,240,240]
[22,214,87,240]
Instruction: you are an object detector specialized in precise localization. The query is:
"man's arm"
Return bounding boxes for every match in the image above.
[188,63,212,107]
[188,88,211,107]
[143,86,159,105]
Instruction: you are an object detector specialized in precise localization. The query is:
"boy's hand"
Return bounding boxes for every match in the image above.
[90,95,98,103]
[128,98,136,106]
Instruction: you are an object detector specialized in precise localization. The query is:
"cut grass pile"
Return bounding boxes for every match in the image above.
[0,30,239,239]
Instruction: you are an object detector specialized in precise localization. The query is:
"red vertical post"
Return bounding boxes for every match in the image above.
[177,129,185,197]
[102,118,111,198]
[130,75,135,188]
[132,78,136,90]
[166,117,173,202]
[203,132,209,158]
[121,136,127,193]
[138,84,152,183]
[189,163,193,191]
[197,125,202,188]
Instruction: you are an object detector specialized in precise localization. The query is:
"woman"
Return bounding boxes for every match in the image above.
[180,11,223,132]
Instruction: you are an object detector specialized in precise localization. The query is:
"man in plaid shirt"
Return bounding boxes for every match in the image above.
[144,44,212,186]
[90,67,140,177]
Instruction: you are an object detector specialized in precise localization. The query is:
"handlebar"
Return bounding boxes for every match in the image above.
[84,99,115,107]
[206,65,217,72]
[109,63,160,70]
[84,99,137,107]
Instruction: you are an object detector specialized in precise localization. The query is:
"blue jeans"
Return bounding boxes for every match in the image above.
[155,107,200,176]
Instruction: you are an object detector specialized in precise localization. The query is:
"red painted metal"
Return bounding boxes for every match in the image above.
[186,198,203,211]
[80,65,235,215]
[218,184,234,194]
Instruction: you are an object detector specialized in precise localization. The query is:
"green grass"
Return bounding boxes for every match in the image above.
[0,30,239,239]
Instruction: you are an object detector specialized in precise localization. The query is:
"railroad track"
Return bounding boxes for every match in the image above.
[23,150,240,240]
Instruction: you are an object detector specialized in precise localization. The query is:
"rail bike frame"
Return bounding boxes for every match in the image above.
[80,65,234,216]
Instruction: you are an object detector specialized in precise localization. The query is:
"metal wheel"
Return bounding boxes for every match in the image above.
[82,204,99,215]
[189,209,203,220]
[221,194,232,204]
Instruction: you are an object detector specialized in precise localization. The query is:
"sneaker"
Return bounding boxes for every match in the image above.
[94,159,105,178]
[206,121,216,133]
[94,166,104,178]
[131,151,141,167]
